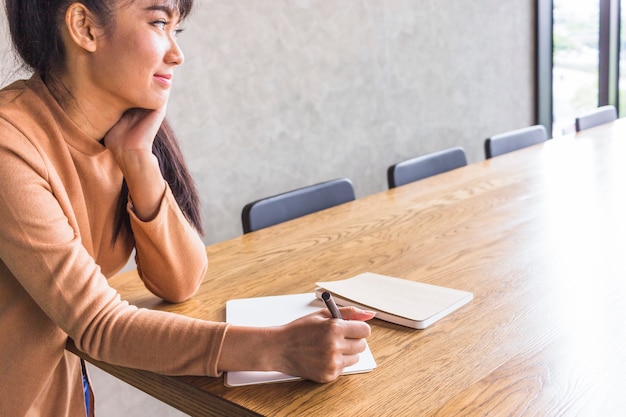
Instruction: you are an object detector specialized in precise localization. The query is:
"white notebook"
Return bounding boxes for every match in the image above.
[224,293,377,387]
[316,272,473,329]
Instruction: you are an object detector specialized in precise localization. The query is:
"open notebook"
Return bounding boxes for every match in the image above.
[316,272,473,329]
[224,293,377,387]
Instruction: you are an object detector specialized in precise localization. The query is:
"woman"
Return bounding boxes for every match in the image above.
[0,1,374,415]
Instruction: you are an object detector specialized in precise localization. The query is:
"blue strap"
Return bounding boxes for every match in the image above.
[80,359,91,417]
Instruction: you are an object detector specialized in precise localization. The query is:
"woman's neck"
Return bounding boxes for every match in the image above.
[44,73,124,142]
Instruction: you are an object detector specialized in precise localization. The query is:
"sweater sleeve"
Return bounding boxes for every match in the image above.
[130,185,208,303]
[0,121,228,377]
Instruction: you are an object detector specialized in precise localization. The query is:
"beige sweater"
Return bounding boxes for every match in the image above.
[0,77,228,416]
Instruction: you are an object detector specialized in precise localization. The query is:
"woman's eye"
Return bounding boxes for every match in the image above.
[152,20,167,30]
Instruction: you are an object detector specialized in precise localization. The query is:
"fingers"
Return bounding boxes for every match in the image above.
[313,318,371,382]
[314,341,367,383]
[320,305,376,322]
[339,306,377,321]
[341,352,362,369]
[336,335,368,356]
[315,352,362,383]
[333,318,371,340]
[103,107,167,155]
[275,310,375,384]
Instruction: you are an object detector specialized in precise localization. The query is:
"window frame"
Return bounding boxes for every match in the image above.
[536,0,621,137]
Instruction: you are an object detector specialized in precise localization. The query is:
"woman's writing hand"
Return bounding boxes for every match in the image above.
[273,306,374,382]
[219,307,375,383]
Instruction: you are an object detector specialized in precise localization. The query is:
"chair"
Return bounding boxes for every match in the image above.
[387,147,467,189]
[241,178,356,233]
[575,105,617,132]
[484,125,548,159]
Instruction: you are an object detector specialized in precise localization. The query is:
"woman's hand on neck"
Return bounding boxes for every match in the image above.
[102,106,168,222]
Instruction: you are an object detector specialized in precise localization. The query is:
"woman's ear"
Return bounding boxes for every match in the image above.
[64,3,103,53]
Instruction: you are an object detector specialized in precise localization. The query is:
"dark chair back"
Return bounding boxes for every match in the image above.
[387,147,467,189]
[575,105,617,132]
[484,125,548,159]
[242,178,356,233]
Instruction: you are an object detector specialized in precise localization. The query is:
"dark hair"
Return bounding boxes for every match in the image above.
[5,0,203,237]
[6,0,194,81]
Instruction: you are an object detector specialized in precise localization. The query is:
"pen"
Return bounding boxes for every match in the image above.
[321,291,343,319]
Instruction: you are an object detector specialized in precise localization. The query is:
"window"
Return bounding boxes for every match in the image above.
[537,0,621,136]
[552,0,600,136]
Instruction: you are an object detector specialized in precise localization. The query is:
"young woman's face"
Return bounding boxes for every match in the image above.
[86,0,185,112]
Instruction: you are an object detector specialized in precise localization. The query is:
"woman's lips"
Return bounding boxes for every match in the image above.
[154,73,172,86]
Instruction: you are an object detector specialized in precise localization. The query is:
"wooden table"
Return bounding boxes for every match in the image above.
[75,119,626,416]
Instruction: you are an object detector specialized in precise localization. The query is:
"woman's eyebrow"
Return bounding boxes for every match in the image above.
[143,3,183,24]
[144,4,176,18]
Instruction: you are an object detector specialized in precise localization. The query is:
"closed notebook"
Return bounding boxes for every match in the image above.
[316,272,473,329]
[224,293,377,387]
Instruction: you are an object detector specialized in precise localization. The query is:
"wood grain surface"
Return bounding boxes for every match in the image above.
[70,119,626,416]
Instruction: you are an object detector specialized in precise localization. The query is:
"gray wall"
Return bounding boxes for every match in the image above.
[1,0,535,246]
